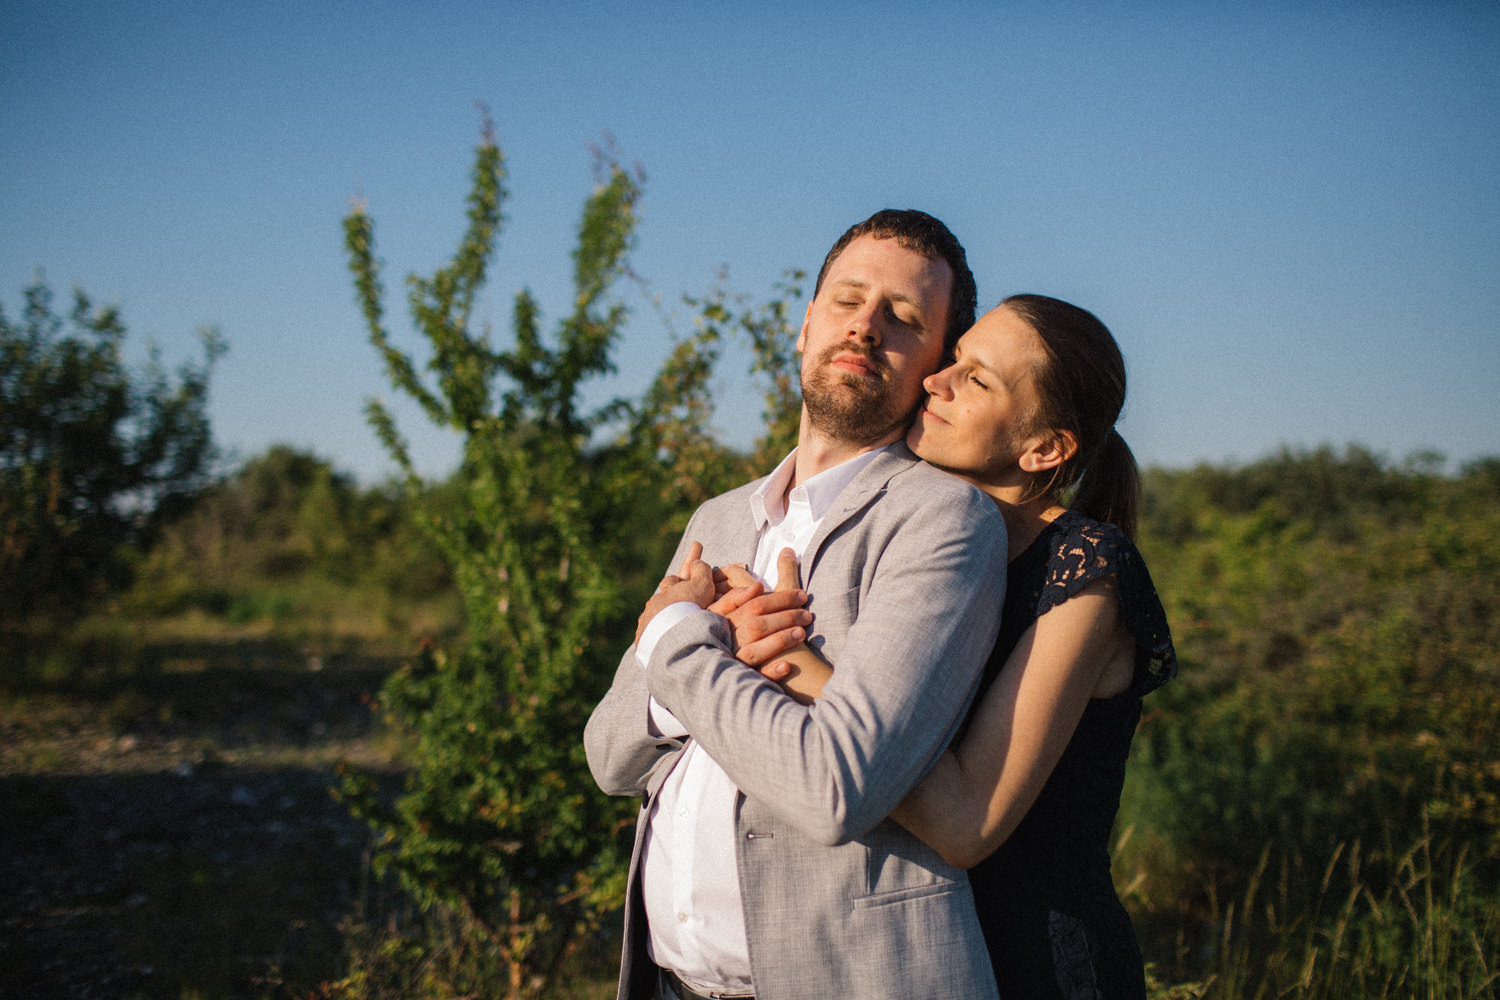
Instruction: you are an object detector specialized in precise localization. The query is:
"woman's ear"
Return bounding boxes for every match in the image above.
[1019,429,1078,474]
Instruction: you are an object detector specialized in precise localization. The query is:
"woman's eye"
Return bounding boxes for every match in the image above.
[968,374,988,389]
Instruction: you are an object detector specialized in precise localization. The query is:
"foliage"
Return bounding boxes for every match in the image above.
[683,268,806,473]
[337,117,802,999]
[123,445,455,641]
[0,279,224,636]
[1122,446,1500,991]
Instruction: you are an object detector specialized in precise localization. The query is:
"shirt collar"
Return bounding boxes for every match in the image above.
[750,444,890,530]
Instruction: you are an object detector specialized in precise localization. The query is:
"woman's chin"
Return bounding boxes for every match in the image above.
[907,427,950,469]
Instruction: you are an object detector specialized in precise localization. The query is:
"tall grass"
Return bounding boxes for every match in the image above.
[1146,826,1498,999]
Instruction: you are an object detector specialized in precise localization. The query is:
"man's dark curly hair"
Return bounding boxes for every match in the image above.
[813,209,977,351]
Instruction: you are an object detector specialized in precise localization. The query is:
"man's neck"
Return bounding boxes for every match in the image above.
[789,411,902,491]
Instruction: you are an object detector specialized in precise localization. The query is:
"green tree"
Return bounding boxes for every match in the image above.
[684,269,806,473]
[0,279,224,639]
[337,118,801,998]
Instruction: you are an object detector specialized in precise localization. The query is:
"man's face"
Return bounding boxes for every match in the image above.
[797,234,954,447]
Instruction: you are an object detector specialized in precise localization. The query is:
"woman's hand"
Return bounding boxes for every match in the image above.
[635,542,717,645]
[708,548,814,666]
[716,548,835,704]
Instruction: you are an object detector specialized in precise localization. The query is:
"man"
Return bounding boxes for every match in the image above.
[584,210,1007,1000]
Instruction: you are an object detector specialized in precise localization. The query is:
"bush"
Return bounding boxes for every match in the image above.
[1121,449,1500,990]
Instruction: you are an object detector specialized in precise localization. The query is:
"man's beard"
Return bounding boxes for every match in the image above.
[801,345,917,446]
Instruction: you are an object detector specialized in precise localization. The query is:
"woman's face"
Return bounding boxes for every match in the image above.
[906,305,1049,488]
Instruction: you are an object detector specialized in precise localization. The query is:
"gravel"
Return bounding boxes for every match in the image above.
[0,649,403,999]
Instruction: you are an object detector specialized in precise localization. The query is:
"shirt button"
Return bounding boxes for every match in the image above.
[677,911,688,923]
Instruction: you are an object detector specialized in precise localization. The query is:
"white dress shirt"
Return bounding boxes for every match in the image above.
[633,446,886,994]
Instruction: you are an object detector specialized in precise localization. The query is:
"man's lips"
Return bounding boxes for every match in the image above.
[829,352,879,377]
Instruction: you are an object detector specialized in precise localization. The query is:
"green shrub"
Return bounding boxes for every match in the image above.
[1121,449,1500,995]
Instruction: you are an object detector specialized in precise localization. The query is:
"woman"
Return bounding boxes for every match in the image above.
[722,294,1176,998]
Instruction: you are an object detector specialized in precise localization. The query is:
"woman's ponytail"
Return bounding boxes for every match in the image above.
[1068,429,1141,540]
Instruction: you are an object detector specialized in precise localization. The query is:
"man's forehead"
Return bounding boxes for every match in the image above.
[826,235,952,288]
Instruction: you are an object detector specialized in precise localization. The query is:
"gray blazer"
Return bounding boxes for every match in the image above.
[585,443,1007,1000]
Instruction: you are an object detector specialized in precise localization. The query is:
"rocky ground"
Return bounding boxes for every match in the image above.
[0,642,404,1000]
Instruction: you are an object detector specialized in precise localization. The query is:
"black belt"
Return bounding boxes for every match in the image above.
[664,969,754,1000]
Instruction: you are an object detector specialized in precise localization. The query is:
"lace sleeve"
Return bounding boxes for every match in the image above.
[1035,516,1177,695]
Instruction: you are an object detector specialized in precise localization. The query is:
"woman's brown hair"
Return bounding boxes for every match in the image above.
[1003,294,1141,539]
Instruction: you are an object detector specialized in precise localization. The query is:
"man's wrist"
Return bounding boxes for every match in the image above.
[635,602,706,670]
[638,602,710,738]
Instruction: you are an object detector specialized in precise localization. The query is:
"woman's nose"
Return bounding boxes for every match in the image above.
[923,366,954,397]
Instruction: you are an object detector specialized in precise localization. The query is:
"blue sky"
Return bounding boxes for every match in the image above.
[3,1,1497,483]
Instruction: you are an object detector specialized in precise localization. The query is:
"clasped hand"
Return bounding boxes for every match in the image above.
[634,542,812,671]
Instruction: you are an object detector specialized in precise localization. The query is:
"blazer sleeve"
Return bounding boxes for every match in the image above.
[582,515,703,797]
[644,477,1007,845]
[583,641,685,797]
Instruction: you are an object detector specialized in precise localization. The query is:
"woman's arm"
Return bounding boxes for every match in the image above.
[755,643,833,704]
[891,577,1135,868]
[754,575,1136,866]
[724,549,1139,862]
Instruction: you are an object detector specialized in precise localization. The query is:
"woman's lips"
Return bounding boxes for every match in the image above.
[918,404,948,425]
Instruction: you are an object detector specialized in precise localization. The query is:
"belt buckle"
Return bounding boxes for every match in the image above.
[666,969,754,1000]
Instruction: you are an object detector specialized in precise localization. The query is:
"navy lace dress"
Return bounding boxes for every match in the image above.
[967,511,1176,1000]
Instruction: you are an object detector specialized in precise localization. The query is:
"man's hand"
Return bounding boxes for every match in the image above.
[635,542,717,645]
[709,548,812,666]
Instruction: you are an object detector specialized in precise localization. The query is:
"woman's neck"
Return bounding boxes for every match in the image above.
[987,487,1065,561]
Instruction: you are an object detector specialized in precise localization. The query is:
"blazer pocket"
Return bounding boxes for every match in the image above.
[849,877,966,910]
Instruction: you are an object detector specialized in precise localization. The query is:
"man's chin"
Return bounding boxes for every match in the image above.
[810,400,923,449]
[808,408,893,444]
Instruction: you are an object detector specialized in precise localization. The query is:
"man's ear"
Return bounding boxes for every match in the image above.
[1019,429,1078,474]
[795,301,812,354]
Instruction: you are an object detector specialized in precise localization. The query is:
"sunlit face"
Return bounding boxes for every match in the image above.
[906,305,1050,488]
[797,234,953,446]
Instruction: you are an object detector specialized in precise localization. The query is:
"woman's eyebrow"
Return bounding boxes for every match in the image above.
[964,349,1005,379]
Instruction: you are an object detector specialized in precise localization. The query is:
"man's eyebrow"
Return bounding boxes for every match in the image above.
[826,278,929,327]
[885,289,928,325]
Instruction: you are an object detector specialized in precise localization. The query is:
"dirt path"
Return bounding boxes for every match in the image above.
[0,644,403,999]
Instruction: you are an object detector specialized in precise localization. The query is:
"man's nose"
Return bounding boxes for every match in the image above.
[845,303,881,345]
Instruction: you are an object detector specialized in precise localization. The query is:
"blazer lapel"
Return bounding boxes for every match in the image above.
[725,504,761,566]
[700,477,767,568]
[802,442,920,576]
